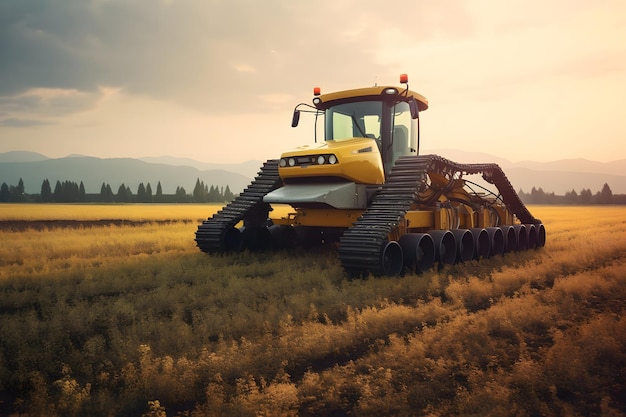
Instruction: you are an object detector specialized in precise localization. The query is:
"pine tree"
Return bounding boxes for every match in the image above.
[79,181,86,201]
[69,181,80,202]
[100,182,112,202]
[176,186,187,202]
[193,178,206,202]
[564,189,578,204]
[530,187,546,204]
[579,188,593,204]
[223,185,234,201]
[116,183,130,202]
[16,178,25,201]
[137,183,147,202]
[146,183,153,202]
[41,179,53,202]
[599,183,613,204]
[207,185,220,202]
[53,180,63,202]
[0,183,9,202]
[156,182,163,202]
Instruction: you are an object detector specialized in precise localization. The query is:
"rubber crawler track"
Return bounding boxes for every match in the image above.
[195,159,281,252]
[337,154,542,275]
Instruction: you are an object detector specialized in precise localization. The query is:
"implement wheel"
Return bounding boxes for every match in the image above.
[380,241,404,276]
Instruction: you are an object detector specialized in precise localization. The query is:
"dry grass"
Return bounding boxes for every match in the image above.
[0,223,195,278]
[0,203,293,221]
[0,203,220,221]
[0,204,625,416]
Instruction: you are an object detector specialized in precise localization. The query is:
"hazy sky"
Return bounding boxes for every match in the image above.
[1,0,625,163]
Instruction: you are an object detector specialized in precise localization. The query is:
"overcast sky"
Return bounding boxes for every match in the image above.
[1,0,625,163]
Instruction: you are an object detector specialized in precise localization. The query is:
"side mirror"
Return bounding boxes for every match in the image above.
[291,110,301,127]
[409,98,419,119]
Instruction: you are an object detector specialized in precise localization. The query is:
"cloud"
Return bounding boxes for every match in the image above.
[3,0,624,110]
[0,117,53,127]
[0,0,431,114]
[0,87,102,127]
[372,1,626,105]
[1,1,625,163]
[233,64,257,74]
[0,88,99,114]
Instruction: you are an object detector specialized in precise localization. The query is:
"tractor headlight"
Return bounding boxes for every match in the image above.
[281,154,338,167]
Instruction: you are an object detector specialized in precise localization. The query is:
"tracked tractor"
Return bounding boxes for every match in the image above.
[195,74,545,276]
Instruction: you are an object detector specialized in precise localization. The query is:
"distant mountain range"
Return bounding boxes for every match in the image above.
[0,151,254,194]
[1,150,625,195]
[422,148,626,195]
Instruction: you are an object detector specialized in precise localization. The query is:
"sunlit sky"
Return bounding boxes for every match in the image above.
[1,0,625,164]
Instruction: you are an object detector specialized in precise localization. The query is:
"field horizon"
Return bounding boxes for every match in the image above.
[1,204,625,416]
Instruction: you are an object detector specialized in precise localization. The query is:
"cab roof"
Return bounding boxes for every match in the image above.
[315,86,429,112]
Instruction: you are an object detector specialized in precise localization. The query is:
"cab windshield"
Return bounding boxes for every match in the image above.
[324,101,382,142]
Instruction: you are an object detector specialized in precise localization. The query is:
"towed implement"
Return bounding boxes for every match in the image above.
[196,74,545,276]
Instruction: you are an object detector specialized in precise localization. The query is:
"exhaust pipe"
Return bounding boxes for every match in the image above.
[429,230,457,265]
[399,233,435,273]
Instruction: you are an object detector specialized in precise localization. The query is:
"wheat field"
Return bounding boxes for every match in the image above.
[0,204,624,416]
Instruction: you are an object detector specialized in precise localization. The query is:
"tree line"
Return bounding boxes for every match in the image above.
[0,178,235,203]
[518,183,626,204]
[2,178,625,205]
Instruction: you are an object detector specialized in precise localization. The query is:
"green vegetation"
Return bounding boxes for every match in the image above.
[518,183,626,204]
[0,206,625,416]
[0,178,235,203]
[3,177,626,204]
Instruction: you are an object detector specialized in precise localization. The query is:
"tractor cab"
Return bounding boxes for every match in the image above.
[321,93,417,175]
[291,74,429,176]
[265,75,428,210]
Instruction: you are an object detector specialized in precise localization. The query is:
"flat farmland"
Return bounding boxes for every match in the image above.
[0,204,625,416]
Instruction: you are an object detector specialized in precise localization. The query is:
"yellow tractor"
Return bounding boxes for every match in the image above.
[196,74,545,276]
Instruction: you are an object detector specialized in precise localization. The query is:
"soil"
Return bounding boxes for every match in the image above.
[0,219,196,231]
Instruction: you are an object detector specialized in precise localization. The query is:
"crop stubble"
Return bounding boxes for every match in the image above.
[0,204,625,416]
